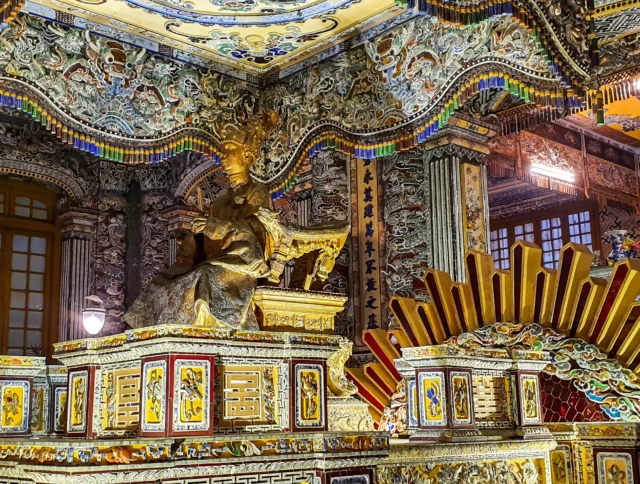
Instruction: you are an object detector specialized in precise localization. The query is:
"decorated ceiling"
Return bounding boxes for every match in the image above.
[24,0,403,79]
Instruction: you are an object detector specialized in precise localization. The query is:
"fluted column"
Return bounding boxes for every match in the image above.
[424,139,489,282]
[58,208,97,341]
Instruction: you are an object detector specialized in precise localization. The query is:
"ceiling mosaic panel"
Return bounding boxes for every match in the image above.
[25,0,402,77]
[594,3,640,77]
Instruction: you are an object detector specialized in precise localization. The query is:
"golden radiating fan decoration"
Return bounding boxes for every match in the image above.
[347,241,640,424]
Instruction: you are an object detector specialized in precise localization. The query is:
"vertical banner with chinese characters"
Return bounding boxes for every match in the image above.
[356,156,382,344]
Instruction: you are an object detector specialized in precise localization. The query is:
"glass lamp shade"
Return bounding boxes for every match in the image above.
[82,308,106,335]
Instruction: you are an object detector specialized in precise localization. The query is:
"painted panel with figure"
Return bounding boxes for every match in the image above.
[141,359,167,434]
[450,371,472,426]
[550,445,574,484]
[53,386,67,434]
[0,380,30,433]
[597,452,634,484]
[172,359,212,434]
[519,374,542,425]
[67,371,88,433]
[293,362,325,430]
[418,371,446,427]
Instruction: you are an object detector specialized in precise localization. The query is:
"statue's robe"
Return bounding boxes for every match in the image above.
[124,181,272,330]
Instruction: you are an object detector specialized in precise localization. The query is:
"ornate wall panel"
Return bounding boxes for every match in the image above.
[519,130,584,186]
[0,15,258,138]
[310,149,353,338]
[587,155,637,196]
[0,120,94,200]
[94,196,127,335]
[257,14,553,179]
[382,151,430,311]
[140,194,172,290]
[585,137,636,171]
[377,459,545,484]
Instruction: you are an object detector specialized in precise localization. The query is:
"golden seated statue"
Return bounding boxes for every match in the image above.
[124,113,348,331]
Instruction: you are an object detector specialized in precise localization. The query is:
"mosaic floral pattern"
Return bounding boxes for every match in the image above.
[0,15,258,138]
[259,14,550,178]
[382,151,430,308]
[377,460,540,484]
[452,322,640,421]
[0,13,555,183]
[462,163,486,252]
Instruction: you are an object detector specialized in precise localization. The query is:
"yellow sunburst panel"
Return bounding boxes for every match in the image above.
[348,240,640,420]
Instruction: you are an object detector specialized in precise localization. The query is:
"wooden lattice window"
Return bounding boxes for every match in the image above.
[0,179,59,357]
[490,202,600,270]
[490,228,510,269]
[568,210,593,250]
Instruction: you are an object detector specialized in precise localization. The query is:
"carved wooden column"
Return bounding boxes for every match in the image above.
[57,207,97,341]
[424,137,490,282]
[310,149,353,338]
[94,161,132,335]
[135,166,174,290]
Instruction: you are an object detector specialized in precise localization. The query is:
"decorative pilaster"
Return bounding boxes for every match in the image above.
[310,149,353,338]
[424,138,489,282]
[58,207,98,342]
[161,205,200,266]
[92,161,132,335]
[135,165,174,287]
[382,150,431,306]
[140,193,174,289]
[94,195,127,335]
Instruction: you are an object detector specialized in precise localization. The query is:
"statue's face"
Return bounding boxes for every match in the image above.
[220,147,250,187]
